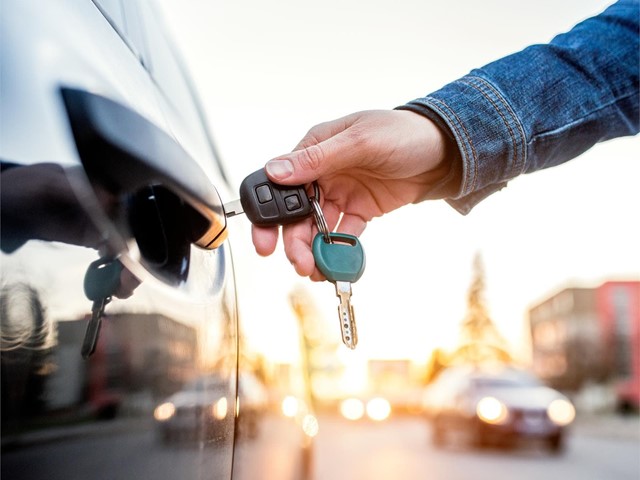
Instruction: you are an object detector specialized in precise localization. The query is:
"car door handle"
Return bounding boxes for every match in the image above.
[61,87,227,250]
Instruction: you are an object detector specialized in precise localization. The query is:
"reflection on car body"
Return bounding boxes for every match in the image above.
[154,373,268,444]
[154,375,234,444]
[1,1,314,479]
[422,365,576,453]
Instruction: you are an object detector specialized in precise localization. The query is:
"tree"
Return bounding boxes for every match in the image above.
[450,253,514,366]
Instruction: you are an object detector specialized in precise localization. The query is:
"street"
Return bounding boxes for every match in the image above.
[311,414,640,480]
[3,413,638,480]
[1,423,233,480]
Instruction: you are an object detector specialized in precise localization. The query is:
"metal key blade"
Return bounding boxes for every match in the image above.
[81,298,109,359]
[335,281,358,349]
[224,199,244,218]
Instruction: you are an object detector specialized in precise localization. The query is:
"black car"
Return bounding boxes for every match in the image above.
[421,365,576,452]
[1,1,313,479]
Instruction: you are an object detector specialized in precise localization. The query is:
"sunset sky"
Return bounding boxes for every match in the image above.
[157,0,640,367]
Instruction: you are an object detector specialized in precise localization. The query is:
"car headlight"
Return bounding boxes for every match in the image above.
[281,395,299,418]
[547,398,575,426]
[154,402,176,422]
[302,414,319,437]
[340,398,365,421]
[476,396,509,425]
[211,397,228,420]
[366,397,391,422]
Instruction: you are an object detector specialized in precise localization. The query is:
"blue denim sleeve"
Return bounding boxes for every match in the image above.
[398,0,639,214]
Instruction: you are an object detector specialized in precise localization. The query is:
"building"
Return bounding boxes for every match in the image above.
[529,281,639,410]
[597,281,640,411]
[367,359,423,412]
[47,312,198,417]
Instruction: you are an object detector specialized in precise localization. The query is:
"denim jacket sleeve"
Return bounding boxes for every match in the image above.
[397,0,639,214]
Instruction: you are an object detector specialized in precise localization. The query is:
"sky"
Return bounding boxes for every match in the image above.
[156,0,640,366]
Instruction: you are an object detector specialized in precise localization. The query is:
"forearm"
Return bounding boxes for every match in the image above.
[399,0,639,214]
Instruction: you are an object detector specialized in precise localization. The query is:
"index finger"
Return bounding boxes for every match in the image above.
[282,219,318,278]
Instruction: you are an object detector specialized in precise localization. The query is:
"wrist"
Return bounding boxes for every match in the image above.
[394,105,463,200]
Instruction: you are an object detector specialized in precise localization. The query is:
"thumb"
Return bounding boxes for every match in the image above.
[265,119,361,185]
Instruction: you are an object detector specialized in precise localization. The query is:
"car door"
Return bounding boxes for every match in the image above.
[1,1,238,479]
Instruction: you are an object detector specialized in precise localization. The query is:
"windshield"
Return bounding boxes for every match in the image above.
[185,376,229,392]
[472,372,542,389]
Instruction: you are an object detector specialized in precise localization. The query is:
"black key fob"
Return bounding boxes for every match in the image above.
[239,169,313,226]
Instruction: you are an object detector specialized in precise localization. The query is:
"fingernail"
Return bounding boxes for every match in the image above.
[266,159,293,180]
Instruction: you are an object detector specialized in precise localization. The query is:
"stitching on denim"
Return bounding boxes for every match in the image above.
[461,76,526,179]
[470,77,527,176]
[462,77,520,177]
[425,97,479,194]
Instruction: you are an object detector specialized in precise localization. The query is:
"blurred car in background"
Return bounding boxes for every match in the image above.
[236,372,270,438]
[154,375,234,444]
[339,396,392,422]
[1,1,313,479]
[154,373,268,443]
[422,365,576,453]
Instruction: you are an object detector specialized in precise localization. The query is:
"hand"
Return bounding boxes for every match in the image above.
[251,109,451,279]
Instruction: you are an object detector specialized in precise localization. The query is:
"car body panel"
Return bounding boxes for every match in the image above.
[1,1,313,479]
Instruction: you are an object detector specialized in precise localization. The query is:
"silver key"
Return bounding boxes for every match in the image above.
[335,280,358,349]
[81,297,110,359]
[310,195,366,350]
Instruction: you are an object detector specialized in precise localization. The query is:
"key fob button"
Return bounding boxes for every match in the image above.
[256,184,273,204]
[284,194,302,211]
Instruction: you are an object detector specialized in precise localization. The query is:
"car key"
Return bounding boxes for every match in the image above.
[81,256,123,359]
[312,232,366,350]
[224,169,314,226]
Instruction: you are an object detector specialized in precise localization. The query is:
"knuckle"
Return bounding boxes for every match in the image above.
[345,124,370,149]
[297,143,325,172]
[296,124,326,150]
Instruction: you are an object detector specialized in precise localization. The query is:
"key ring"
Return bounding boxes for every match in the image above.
[310,182,331,243]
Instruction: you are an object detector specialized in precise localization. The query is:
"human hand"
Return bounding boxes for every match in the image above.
[251,109,451,279]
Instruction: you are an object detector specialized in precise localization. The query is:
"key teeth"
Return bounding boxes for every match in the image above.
[336,285,358,350]
[349,305,358,349]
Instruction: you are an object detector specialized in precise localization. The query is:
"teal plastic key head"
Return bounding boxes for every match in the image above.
[312,232,366,283]
[83,257,123,301]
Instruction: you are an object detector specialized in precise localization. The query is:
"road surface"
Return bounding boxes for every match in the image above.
[311,414,640,480]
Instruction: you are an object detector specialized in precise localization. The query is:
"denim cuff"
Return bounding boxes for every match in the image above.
[402,74,527,214]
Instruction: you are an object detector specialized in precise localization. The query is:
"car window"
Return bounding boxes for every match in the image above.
[472,370,543,389]
[474,378,528,388]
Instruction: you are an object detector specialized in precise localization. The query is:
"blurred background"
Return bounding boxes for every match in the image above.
[156,0,639,478]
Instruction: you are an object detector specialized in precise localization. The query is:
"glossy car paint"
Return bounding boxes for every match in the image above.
[1,1,312,479]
